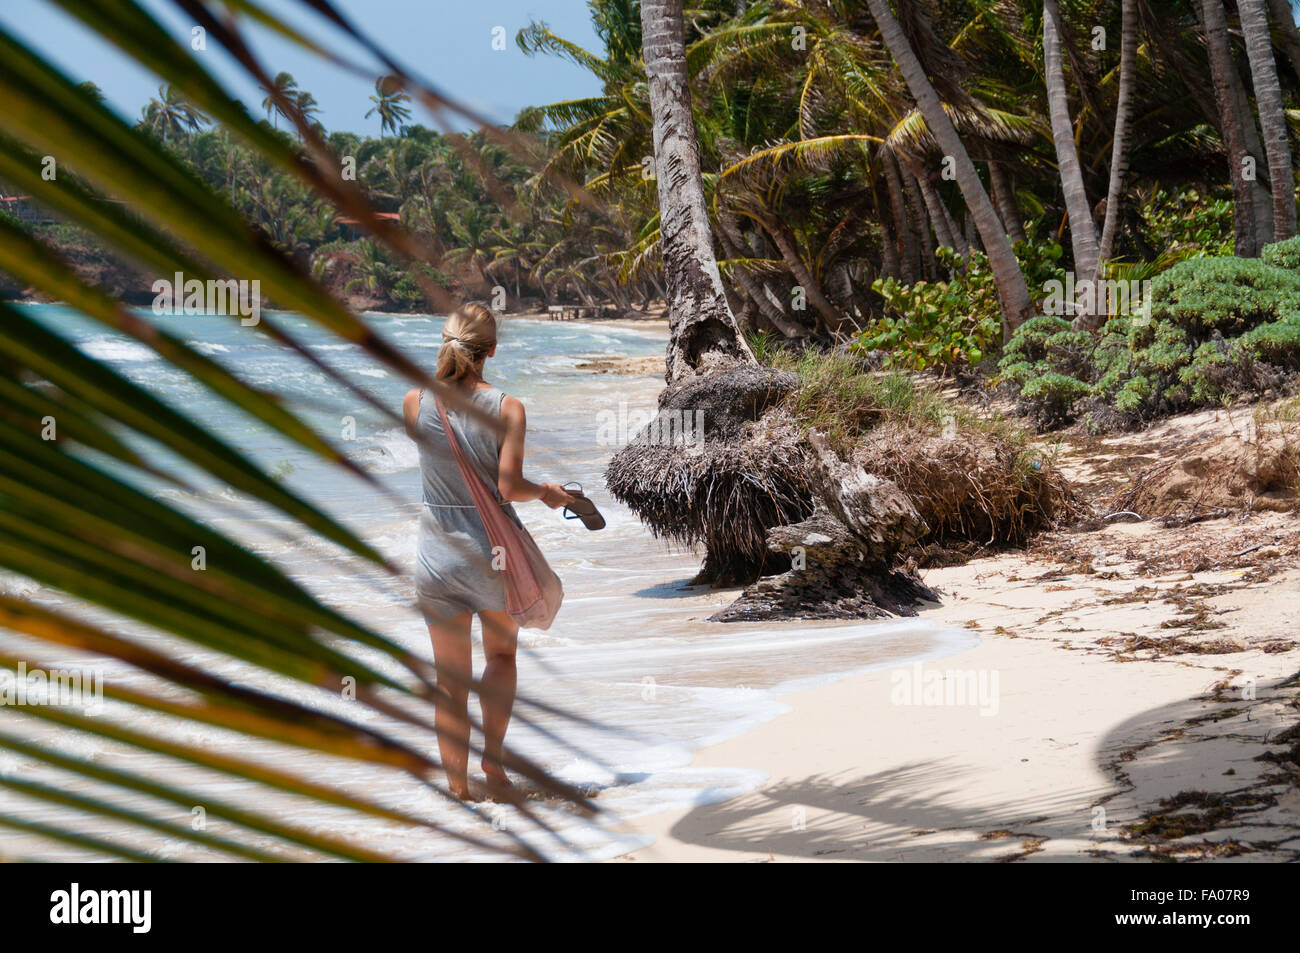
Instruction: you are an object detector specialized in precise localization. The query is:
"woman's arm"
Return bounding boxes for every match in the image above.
[403,388,421,440]
[497,395,573,508]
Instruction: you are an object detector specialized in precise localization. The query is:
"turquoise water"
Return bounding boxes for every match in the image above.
[1,305,974,861]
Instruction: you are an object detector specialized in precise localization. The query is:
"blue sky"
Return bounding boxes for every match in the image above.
[0,0,604,133]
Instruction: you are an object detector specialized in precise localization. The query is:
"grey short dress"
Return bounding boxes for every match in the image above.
[413,385,524,623]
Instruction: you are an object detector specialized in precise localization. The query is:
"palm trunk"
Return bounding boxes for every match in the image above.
[717,214,810,338]
[871,176,901,279]
[906,156,963,253]
[866,0,1034,340]
[1266,0,1300,82]
[1044,0,1102,329]
[989,162,1026,244]
[1198,0,1261,256]
[882,151,919,283]
[902,167,937,280]
[1099,0,1138,262]
[639,0,754,381]
[1240,0,1297,241]
[1229,46,1277,247]
[760,212,850,332]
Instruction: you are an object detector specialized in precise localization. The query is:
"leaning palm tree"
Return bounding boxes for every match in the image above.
[864,0,1034,340]
[1099,0,1139,263]
[366,75,413,137]
[259,70,299,128]
[139,83,208,140]
[1239,0,1297,240]
[638,0,753,381]
[1197,0,1262,255]
[1043,0,1102,329]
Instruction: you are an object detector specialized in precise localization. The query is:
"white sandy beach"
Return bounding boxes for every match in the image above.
[616,514,1300,862]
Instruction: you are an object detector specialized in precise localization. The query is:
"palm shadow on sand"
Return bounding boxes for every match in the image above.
[645,759,1101,861]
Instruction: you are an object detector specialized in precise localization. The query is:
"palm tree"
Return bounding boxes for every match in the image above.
[515,3,649,191]
[1197,0,1261,255]
[259,70,299,128]
[1239,0,1297,240]
[1267,0,1300,80]
[75,80,105,104]
[1099,0,1139,264]
[864,0,1033,340]
[1043,0,1102,328]
[139,83,208,140]
[294,89,321,128]
[638,0,753,380]
[366,75,412,137]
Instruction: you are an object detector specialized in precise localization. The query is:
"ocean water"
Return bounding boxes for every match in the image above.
[0,305,975,861]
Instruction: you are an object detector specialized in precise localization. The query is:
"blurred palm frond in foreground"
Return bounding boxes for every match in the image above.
[0,0,595,861]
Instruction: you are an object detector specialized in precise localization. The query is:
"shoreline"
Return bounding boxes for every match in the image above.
[612,513,1300,862]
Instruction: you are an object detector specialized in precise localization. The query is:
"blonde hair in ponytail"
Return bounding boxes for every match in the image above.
[435,301,498,381]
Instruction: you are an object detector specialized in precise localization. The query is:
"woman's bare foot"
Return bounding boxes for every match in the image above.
[482,757,512,788]
[448,781,473,801]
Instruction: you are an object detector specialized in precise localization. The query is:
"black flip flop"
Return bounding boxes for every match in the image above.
[561,482,605,531]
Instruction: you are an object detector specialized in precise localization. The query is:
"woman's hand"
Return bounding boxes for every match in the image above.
[539,483,577,509]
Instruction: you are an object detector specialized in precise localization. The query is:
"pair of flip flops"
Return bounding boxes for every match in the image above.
[561,482,605,531]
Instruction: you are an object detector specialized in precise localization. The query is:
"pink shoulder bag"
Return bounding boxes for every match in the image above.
[435,395,564,630]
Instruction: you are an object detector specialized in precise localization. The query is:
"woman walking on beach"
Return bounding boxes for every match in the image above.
[403,302,574,799]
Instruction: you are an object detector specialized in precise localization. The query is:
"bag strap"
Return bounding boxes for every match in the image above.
[435,394,507,520]
[435,395,478,482]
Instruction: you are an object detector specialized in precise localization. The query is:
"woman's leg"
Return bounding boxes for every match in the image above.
[427,611,473,799]
[477,608,519,784]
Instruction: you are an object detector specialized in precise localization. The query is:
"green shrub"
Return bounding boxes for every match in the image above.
[1113,374,1153,414]
[1000,315,1072,365]
[1138,187,1234,257]
[1262,236,1300,270]
[1237,313,1300,367]
[1146,256,1300,337]
[1001,254,1300,431]
[1018,372,1092,429]
[855,241,1065,371]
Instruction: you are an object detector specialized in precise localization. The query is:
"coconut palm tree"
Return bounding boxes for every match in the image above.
[294,89,322,129]
[259,70,299,128]
[1197,0,1262,255]
[1043,0,1102,328]
[1239,0,1297,240]
[1099,0,1139,263]
[515,2,650,192]
[139,83,208,140]
[638,0,753,381]
[75,80,105,104]
[864,0,1033,340]
[366,75,412,137]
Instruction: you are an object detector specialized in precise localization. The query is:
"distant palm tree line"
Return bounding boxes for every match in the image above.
[108,65,664,313]
[76,0,1300,333]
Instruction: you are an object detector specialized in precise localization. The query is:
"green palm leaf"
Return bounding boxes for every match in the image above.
[0,0,597,862]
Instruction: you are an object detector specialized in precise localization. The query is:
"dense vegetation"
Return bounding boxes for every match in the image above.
[5,0,1300,430]
[1000,246,1300,430]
